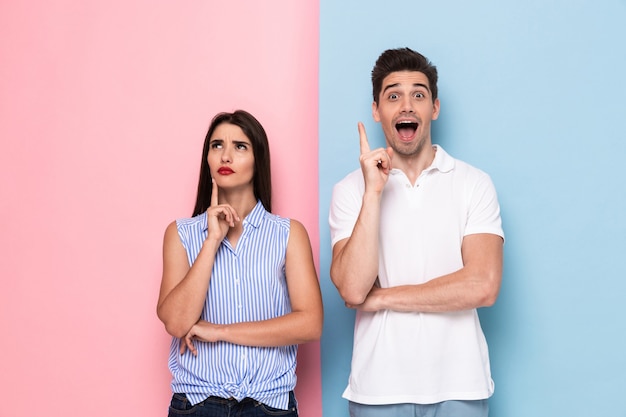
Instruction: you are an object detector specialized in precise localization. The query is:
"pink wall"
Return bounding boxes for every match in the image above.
[0,2,320,416]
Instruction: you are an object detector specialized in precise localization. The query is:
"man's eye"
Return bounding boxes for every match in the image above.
[389,93,398,100]
[414,92,424,98]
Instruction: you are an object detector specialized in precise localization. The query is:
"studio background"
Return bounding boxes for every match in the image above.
[0,2,321,416]
[319,1,626,416]
[1,1,625,416]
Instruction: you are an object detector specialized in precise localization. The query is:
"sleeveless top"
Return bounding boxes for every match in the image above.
[168,201,296,410]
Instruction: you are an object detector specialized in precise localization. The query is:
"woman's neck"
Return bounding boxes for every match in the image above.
[219,188,258,221]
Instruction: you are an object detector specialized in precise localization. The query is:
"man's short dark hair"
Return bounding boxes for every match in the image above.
[371,48,438,104]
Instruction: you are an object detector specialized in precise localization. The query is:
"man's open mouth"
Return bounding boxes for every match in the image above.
[395,121,418,139]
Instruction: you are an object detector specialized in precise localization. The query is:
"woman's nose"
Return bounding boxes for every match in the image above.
[220,146,232,163]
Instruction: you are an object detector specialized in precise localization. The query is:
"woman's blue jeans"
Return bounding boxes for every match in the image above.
[167,391,298,417]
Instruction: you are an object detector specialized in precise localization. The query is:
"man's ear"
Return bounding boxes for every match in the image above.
[372,101,380,122]
[432,98,441,121]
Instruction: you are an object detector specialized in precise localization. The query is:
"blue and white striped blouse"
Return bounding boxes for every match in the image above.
[168,201,296,410]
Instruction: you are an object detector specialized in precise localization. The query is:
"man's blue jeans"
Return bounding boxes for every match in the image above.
[349,399,489,417]
[167,391,298,416]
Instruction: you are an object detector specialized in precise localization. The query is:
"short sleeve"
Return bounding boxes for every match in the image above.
[464,172,504,241]
[328,170,364,248]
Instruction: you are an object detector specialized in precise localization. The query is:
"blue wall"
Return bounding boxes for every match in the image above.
[319,1,626,415]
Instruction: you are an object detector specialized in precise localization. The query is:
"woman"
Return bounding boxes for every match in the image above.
[157,110,323,416]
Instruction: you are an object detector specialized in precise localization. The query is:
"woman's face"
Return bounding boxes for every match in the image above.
[207,122,255,193]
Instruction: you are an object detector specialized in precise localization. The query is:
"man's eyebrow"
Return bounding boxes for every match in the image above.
[382,83,431,94]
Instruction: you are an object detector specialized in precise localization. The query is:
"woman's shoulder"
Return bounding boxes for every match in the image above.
[175,212,207,228]
[163,213,206,242]
[258,205,289,225]
[284,218,313,254]
[287,218,308,237]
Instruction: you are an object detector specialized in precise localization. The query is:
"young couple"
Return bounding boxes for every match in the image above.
[157,47,504,417]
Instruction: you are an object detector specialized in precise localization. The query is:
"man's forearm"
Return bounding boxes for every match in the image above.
[330,192,383,305]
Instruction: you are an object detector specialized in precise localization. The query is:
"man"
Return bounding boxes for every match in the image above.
[329,47,504,417]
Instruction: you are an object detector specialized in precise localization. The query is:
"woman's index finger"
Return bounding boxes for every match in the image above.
[210,178,219,206]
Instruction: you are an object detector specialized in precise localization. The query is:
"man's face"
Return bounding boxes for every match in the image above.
[372,70,440,157]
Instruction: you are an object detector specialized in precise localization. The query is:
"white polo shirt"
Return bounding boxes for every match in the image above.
[329,145,504,405]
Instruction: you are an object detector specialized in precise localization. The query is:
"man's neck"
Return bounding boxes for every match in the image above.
[393,145,437,184]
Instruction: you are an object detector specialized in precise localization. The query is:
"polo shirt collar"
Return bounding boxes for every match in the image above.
[426,144,455,173]
[388,144,455,177]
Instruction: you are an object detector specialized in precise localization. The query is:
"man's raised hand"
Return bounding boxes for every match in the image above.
[358,122,393,193]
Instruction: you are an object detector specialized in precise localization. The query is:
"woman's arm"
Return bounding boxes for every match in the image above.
[157,183,240,338]
[181,219,323,354]
[156,221,221,338]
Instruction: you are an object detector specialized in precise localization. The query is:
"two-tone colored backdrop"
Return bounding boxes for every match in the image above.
[1,1,624,416]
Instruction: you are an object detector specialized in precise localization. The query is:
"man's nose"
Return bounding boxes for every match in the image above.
[400,96,415,113]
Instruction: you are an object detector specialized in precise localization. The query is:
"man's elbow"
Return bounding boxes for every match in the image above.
[332,276,367,305]
[339,288,368,306]
[330,270,368,306]
[479,292,498,308]
[477,279,501,308]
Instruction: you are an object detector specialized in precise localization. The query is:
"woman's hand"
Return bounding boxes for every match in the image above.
[179,320,223,356]
[205,179,240,243]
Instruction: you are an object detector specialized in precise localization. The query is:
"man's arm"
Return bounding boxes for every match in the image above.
[330,191,382,305]
[347,233,503,312]
[330,122,393,305]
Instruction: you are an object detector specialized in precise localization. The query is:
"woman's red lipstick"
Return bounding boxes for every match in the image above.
[217,167,234,175]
